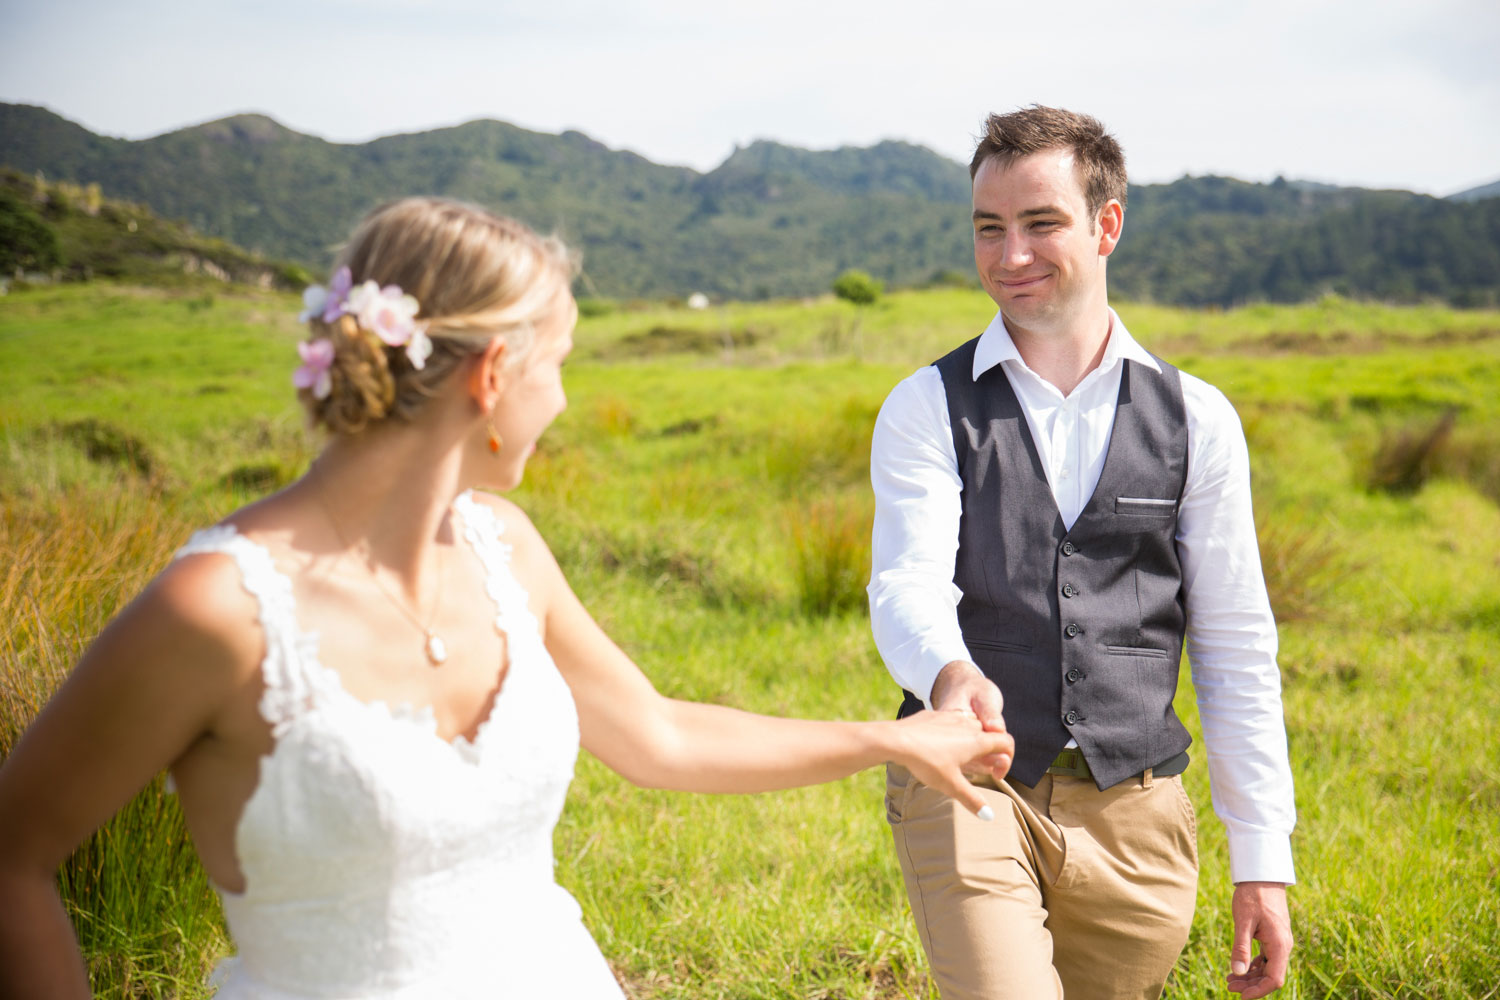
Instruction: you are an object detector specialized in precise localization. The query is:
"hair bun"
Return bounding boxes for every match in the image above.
[321,315,396,433]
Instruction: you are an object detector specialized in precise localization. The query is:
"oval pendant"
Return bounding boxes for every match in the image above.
[425,634,448,665]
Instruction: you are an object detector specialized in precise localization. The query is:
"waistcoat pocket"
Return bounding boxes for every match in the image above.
[1115,496,1177,517]
[967,636,1033,654]
[1105,644,1171,659]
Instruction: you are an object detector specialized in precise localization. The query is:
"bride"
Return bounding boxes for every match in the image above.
[0,197,1014,998]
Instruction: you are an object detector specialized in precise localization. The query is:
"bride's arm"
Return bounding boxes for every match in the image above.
[496,500,1012,816]
[0,555,259,999]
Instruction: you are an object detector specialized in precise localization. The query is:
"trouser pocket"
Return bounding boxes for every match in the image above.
[885,762,914,825]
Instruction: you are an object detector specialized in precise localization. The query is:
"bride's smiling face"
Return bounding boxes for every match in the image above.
[485,290,577,490]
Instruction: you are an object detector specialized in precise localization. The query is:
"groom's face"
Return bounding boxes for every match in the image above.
[971,146,1119,337]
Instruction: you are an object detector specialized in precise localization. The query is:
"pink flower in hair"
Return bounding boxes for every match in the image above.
[293,338,335,399]
[293,270,431,382]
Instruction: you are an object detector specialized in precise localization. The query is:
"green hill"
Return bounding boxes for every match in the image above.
[2,103,1497,305]
[0,166,308,289]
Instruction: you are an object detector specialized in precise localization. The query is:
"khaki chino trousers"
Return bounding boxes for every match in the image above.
[886,762,1199,1000]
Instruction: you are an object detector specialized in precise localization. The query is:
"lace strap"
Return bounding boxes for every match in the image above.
[173,526,316,729]
[452,492,540,640]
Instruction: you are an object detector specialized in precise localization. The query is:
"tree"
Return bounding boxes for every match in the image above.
[0,188,63,273]
[832,268,882,305]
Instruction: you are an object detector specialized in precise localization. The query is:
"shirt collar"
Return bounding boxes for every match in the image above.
[971,309,1162,382]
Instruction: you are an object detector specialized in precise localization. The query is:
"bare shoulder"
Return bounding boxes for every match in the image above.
[0,540,266,873]
[117,544,265,688]
[464,490,550,556]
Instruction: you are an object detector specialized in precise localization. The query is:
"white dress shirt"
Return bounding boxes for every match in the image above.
[868,309,1296,885]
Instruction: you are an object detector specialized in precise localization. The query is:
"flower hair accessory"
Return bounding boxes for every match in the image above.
[296,266,434,387]
[293,338,335,399]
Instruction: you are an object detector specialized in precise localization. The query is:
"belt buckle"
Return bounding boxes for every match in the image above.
[1048,749,1091,780]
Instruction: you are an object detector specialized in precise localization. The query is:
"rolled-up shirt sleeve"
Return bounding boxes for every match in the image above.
[868,367,974,707]
[1178,376,1298,885]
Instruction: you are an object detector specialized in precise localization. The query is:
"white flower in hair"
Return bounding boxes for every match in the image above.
[347,280,423,348]
[405,327,434,371]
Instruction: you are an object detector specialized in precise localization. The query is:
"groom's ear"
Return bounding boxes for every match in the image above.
[1096,199,1124,258]
[468,336,509,411]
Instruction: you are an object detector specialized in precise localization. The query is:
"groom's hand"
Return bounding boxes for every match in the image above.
[1227,881,1292,998]
[931,660,1010,782]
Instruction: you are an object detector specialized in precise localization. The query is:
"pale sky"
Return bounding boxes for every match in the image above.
[3,0,1498,196]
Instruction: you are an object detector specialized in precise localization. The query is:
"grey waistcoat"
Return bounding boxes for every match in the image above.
[896,337,1193,790]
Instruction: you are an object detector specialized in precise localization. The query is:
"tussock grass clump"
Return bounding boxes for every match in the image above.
[221,459,301,494]
[790,496,872,617]
[572,523,774,611]
[1254,512,1351,623]
[592,324,765,361]
[1,485,228,997]
[58,418,162,482]
[1361,410,1500,504]
[1366,408,1458,494]
[587,394,638,437]
[1437,426,1500,504]
[763,397,877,494]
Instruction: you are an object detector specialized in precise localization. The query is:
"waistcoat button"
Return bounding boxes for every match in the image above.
[1066,668,1082,683]
[1062,583,1078,598]
[1065,623,1081,637]
[1064,710,1079,726]
[1061,541,1076,556]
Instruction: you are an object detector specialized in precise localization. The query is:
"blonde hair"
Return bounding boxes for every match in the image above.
[299,198,575,434]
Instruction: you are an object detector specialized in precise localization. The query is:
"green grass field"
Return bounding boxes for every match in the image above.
[2,283,1498,999]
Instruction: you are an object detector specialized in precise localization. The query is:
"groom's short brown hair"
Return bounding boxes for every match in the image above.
[970,106,1127,218]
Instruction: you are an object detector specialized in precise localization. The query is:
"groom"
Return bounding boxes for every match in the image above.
[868,106,1296,1000]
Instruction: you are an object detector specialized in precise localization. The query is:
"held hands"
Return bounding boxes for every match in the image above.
[1227,881,1293,998]
[931,660,1012,784]
[893,710,1014,820]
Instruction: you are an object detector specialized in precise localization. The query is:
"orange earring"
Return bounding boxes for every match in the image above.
[487,415,503,454]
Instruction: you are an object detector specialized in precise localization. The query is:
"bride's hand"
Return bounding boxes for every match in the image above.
[891,710,1014,819]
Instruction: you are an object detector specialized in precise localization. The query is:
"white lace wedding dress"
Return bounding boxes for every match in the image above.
[174,492,626,999]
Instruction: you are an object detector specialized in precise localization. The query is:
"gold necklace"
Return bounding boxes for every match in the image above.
[314,483,449,666]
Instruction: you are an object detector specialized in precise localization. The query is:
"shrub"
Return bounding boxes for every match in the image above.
[832,269,882,306]
[576,297,615,318]
[0,187,64,273]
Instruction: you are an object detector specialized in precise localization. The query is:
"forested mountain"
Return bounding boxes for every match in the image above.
[2,103,1497,305]
[1450,178,1500,203]
[0,165,306,288]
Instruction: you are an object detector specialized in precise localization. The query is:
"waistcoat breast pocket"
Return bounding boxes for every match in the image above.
[1113,496,1178,533]
[1115,496,1177,518]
